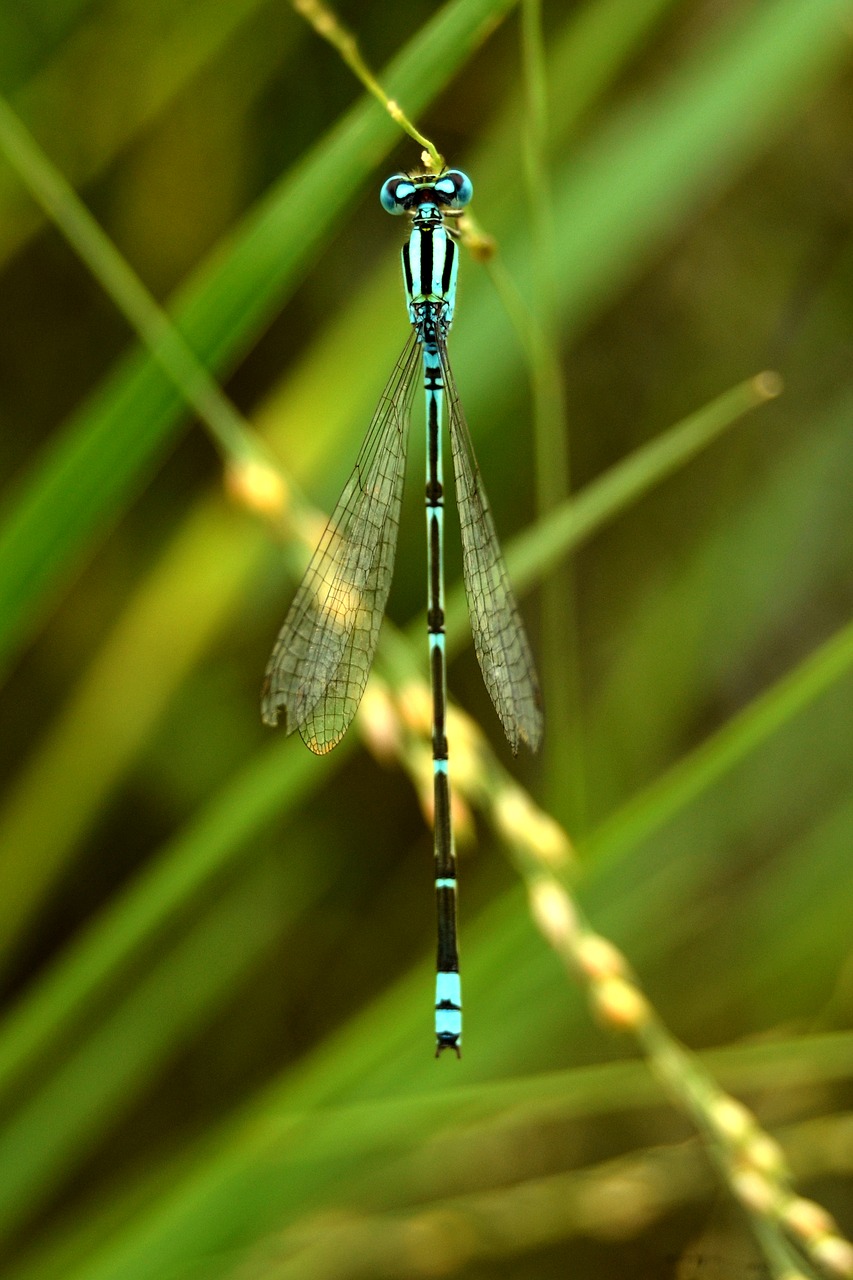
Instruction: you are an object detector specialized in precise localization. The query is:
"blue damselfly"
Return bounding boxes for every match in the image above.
[262,169,543,1056]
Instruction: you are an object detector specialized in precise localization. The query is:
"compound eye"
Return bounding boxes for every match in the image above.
[380,174,415,214]
[434,169,473,209]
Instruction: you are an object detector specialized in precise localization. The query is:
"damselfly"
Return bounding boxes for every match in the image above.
[262,169,543,1056]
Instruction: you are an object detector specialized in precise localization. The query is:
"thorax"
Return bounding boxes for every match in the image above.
[402,204,459,337]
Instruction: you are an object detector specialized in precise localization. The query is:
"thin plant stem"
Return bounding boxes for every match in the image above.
[0,95,272,477]
[520,0,587,830]
[292,0,444,171]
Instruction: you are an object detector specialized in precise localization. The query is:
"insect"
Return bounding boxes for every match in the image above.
[262,169,543,1056]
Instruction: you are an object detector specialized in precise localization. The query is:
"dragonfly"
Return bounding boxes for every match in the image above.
[262,168,543,1057]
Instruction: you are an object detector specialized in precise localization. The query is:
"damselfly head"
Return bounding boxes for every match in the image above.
[380,169,473,215]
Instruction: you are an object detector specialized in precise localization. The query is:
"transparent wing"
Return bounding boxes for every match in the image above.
[262,333,420,754]
[440,340,543,754]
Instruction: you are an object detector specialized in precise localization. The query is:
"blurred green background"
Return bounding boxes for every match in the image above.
[0,0,852,1276]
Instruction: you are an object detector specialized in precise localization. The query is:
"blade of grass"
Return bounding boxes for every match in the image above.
[549,0,853,338]
[0,730,345,1103]
[446,0,849,440]
[10,1030,853,1280]
[587,610,853,862]
[0,854,301,1243]
[519,0,588,830]
[0,0,282,270]
[0,92,267,466]
[440,372,782,650]
[0,502,269,969]
[543,0,682,135]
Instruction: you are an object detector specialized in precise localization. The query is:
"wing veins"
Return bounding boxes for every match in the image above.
[440,340,543,754]
[262,333,420,752]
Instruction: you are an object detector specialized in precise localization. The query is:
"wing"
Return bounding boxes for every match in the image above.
[440,341,543,754]
[262,333,420,754]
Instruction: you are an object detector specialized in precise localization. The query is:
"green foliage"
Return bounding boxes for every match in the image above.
[0,1,851,1276]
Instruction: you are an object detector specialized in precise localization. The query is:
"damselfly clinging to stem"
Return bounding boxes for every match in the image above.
[262,168,543,1056]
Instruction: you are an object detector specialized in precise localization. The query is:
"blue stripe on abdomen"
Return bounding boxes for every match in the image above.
[435,971,462,1049]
